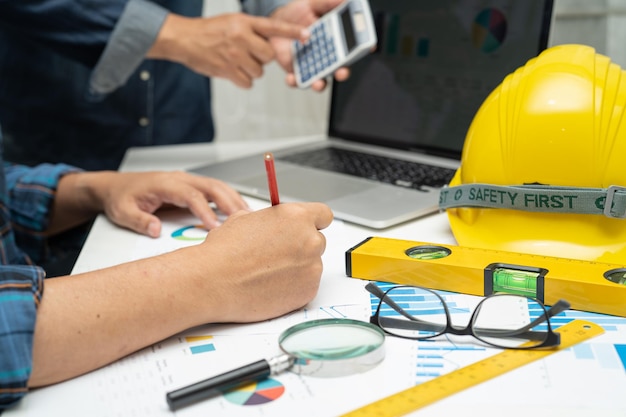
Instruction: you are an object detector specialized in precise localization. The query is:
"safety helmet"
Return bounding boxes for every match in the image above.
[439,44,626,263]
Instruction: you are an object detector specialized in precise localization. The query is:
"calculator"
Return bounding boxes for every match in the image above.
[292,0,377,89]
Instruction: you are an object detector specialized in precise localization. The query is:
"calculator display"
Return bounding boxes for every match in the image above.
[341,8,357,53]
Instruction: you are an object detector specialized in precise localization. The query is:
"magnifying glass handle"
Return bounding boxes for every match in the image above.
[166,354,293,411]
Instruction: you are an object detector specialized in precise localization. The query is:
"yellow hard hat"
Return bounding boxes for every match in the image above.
[439,44,626,263]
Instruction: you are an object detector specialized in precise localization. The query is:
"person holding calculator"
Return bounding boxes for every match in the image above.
[0,0,350,171]
[0,0,353,276]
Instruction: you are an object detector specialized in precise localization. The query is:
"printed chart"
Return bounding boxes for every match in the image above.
[10,211,626,417]
[368,281,626,414]
[223,379,285,406]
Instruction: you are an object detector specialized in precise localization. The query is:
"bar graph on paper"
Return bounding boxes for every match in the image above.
[369,282,626,410]
[370,283,626,384]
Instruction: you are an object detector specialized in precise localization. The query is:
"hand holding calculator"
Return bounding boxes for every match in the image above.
[292,0,377,89]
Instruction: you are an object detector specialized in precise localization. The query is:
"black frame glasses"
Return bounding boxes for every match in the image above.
[366,282,570,349]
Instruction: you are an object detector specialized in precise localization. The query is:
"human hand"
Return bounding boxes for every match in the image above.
[29,202,332,385]
[148,12,309,88]
[187,202,334,323]
[270,0,351,91]
[93,171,249,237]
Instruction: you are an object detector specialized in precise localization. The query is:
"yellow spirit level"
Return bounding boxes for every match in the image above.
[346,237,626,317]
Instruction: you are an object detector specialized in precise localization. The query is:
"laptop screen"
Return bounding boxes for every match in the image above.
[328,0,553,159]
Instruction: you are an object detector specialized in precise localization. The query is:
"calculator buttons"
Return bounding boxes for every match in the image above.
[294,21,338,83]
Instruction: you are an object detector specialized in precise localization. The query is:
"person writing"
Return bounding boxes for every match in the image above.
[0,155,333,410]
[0,0,335,410]
[0,0,348,276]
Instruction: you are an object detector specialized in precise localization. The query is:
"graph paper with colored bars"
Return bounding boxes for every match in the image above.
[346,237,626,317]
[367,281,626,380]
[342,282,626,417]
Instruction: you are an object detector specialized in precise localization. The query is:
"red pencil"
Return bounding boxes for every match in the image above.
[264,152,280,206]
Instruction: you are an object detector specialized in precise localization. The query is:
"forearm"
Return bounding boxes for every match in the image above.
[30,246,209,387]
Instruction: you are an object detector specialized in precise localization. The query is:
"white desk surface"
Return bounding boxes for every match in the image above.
[6,137,626,416]
[74,135,455,273]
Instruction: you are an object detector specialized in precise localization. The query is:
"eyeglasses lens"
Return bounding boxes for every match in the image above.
[473,295,549,348]
[376,286,447,338]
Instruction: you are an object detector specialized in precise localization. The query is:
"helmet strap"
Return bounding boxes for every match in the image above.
[439,184,626,219]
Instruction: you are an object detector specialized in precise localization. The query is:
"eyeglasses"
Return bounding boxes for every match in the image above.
[366,283,571,349]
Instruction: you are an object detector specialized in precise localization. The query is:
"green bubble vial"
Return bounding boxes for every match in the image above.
[492,268,539,298]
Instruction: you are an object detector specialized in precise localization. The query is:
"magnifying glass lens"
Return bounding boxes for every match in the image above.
[281,321,384,359]
[279,319,385,377]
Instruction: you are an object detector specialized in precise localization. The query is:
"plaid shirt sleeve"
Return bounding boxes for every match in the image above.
[0,162,78,410]
[0,265,45,410]
[4,162,81,263]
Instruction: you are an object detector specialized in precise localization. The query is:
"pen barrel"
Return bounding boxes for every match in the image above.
[166,359,271,411]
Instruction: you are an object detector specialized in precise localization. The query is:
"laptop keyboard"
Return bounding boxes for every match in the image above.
[277,147,456,190]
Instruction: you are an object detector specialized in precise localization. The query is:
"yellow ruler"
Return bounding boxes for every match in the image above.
[340,319,604,417]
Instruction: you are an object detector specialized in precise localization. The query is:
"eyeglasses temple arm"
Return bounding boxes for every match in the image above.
[474,299,571,340]
[365,282,416,322]
[377,316,444,333]
[518,299,570,332]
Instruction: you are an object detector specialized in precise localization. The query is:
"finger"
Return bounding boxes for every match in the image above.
[246,33,278,64]
[209,189,250,215]
[188,176,250,214]
[310,78,328,92]
[236,52,266,80]
[251,16,308,41]
[184,178,250,228]
[229,66,254,88]
[187,202,222,230]
[313,228,328,256]
[333,67,350,82]
[211,55,253,88]
[114,203,163,238]
[285,72,297,88]
[306,202,334,230]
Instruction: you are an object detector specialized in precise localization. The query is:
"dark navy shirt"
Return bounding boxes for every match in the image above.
[0,0,291,171]
[0,0,214,171]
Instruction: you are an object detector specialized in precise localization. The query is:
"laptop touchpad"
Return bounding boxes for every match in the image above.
[238,167,371,202]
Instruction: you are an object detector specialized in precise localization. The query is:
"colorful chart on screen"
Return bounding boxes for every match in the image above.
[223,378,285,406]
[472,8,507,53]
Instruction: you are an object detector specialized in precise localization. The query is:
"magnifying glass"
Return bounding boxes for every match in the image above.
[166,318,385,411]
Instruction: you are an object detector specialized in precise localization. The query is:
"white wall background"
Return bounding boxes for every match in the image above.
[204,0,626,142]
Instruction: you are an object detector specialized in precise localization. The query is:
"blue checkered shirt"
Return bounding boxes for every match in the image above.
[0,156,77,410]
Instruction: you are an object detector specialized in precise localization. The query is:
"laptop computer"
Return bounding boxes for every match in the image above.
[190,0,554,229]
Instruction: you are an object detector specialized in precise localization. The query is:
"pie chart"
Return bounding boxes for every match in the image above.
[472,8,507,53]
[223,378,285,406]
[170,225,208,241]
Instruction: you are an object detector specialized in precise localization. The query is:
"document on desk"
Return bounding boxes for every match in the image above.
[7,206,626,417]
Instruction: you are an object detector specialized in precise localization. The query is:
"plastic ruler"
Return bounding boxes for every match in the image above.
[340,319,604,417]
